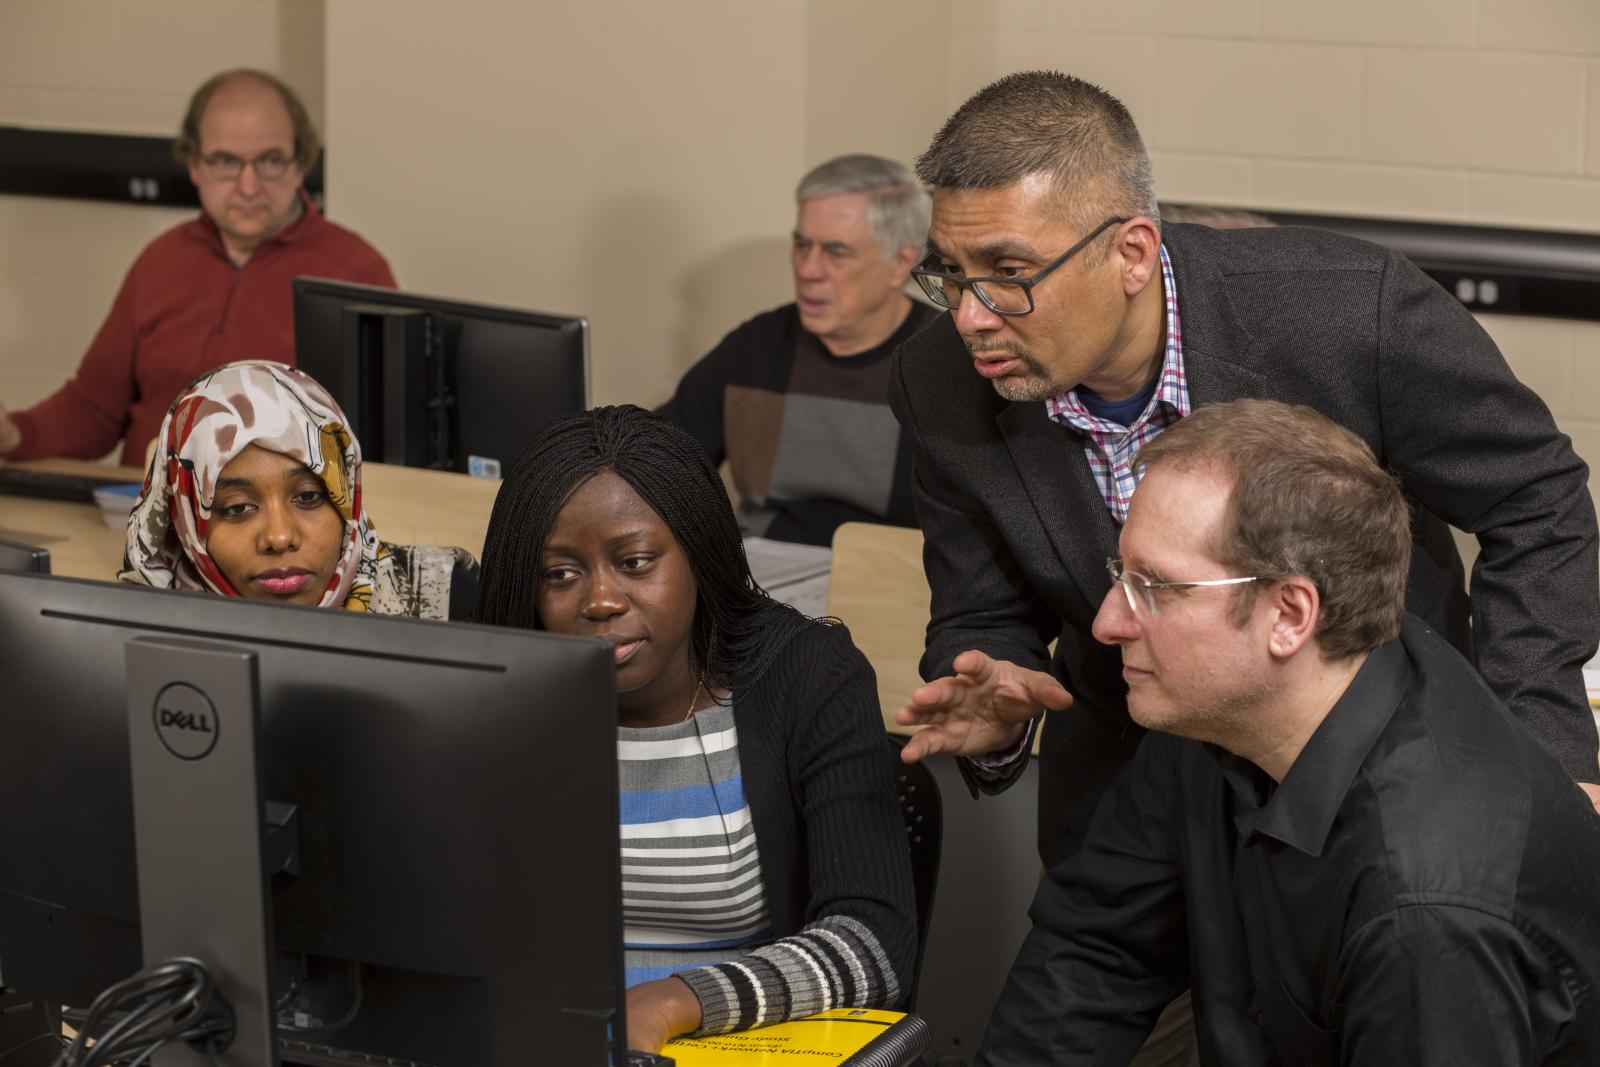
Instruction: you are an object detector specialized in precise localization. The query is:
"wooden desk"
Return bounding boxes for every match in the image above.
[826,522,929,736]
[360,461,500,560]
[0,459,138,581]
[0,458,502,582]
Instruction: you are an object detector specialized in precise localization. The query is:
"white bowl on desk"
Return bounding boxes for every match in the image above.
[92,483,142,530]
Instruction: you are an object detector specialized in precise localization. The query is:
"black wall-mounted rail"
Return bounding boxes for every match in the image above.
[0,130,1592,322]
[0,125,324,209]
[1252,208,1600,323]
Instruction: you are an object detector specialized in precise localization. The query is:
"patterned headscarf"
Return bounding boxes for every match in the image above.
[122,360,401,612]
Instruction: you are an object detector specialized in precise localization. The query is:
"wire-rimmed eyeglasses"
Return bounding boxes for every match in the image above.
[1106,557,1262,619]
[910,215,1128,316]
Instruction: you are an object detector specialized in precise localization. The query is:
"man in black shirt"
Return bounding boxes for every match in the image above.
[979,399,1600,1066]
[658,154,937,546]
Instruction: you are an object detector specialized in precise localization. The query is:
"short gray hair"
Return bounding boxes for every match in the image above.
[917,71,1159,235]
[795,153,931,260]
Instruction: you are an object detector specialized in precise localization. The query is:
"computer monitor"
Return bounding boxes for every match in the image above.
[0,536,49,573]
[292,277,589,478]
[0,571,627,1066]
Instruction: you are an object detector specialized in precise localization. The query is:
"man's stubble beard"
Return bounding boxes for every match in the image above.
[967,340,1065,403]
[1130,672,1279,755]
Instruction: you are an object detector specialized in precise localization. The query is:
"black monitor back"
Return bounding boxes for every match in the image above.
[0,571,624,1066]
[0,536,49,573]
[292,277,589,477]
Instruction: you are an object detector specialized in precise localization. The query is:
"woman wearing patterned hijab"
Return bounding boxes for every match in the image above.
[120,360,476,619]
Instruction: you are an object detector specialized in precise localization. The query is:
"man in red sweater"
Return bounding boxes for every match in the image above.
[0,69,396,467]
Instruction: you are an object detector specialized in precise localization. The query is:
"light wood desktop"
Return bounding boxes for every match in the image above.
[0,457,501,582]
[826,522,931,737]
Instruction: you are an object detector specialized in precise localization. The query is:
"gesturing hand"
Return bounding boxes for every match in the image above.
[894,650,1072,763]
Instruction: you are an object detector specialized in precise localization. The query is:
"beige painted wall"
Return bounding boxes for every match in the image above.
[325,0,947,410]
[0,0,324,430]
[804,0,952,171]
[323,0,804,408]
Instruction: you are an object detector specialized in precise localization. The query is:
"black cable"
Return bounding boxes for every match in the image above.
[83,981,200,1065]
[52,958,233,1067]
[70,967,197,1067]
[272,978,303,1015]
[0,1031,64,1065]
[112,1035,170,1067]
[275,960,363,1036]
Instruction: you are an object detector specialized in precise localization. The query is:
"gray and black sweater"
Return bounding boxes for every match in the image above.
[659,301,939,546]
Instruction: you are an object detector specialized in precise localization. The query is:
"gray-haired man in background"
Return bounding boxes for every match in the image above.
[659,154,938,546]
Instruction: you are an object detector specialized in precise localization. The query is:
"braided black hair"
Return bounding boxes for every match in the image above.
[475,404,819,694]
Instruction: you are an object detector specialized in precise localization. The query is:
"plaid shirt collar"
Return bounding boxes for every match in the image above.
[1045,244,1188,432]
[1040,245,1189,524]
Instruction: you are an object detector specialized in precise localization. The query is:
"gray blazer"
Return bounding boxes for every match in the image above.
[889,221,1600,866]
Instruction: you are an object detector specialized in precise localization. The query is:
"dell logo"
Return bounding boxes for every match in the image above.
[159,708,213,733]
[152,683,220,760]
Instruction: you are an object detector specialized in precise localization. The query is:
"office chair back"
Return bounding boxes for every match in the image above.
[889,736,942,1012]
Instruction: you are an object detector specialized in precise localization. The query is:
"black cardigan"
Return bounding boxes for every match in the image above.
[683,619,918,1020]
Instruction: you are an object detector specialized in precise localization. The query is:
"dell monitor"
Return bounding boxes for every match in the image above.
[0,536,49,573]
[292,278,589,478]
[0,571,627,1065]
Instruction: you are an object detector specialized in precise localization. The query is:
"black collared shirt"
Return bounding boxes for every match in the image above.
[979,617,1600,1066]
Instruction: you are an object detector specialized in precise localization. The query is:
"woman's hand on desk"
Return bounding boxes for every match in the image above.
[895,650,1072,763]
[626,975,702,1052]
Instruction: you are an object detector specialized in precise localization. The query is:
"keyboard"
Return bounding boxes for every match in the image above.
[0,466,136,504]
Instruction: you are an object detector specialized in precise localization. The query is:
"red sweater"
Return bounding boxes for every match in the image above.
[11,192,396,466]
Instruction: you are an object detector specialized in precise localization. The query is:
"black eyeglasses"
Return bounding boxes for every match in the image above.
[197,151,294,182]
[911,215,1128,316]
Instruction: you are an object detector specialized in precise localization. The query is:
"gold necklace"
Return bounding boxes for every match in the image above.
[682,681,704,724]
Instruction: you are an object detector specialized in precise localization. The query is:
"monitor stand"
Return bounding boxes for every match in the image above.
[126,636,278,1067]
[339,304,453,470]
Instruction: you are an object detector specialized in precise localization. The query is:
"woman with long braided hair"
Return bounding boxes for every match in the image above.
[476,405,915,1054]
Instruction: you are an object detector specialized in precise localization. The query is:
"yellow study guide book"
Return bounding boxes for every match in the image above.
[661,1008,930,1066]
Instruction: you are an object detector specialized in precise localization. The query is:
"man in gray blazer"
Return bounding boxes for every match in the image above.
[890,69,1600,870]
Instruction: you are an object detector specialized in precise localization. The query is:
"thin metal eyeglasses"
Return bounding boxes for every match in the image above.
[910,215,1128,316]
[197,151,294,182]
[1106,557,1262,619]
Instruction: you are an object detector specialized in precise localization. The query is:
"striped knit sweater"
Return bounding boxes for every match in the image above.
[638,620,917,1034]
[618,706,776,980]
